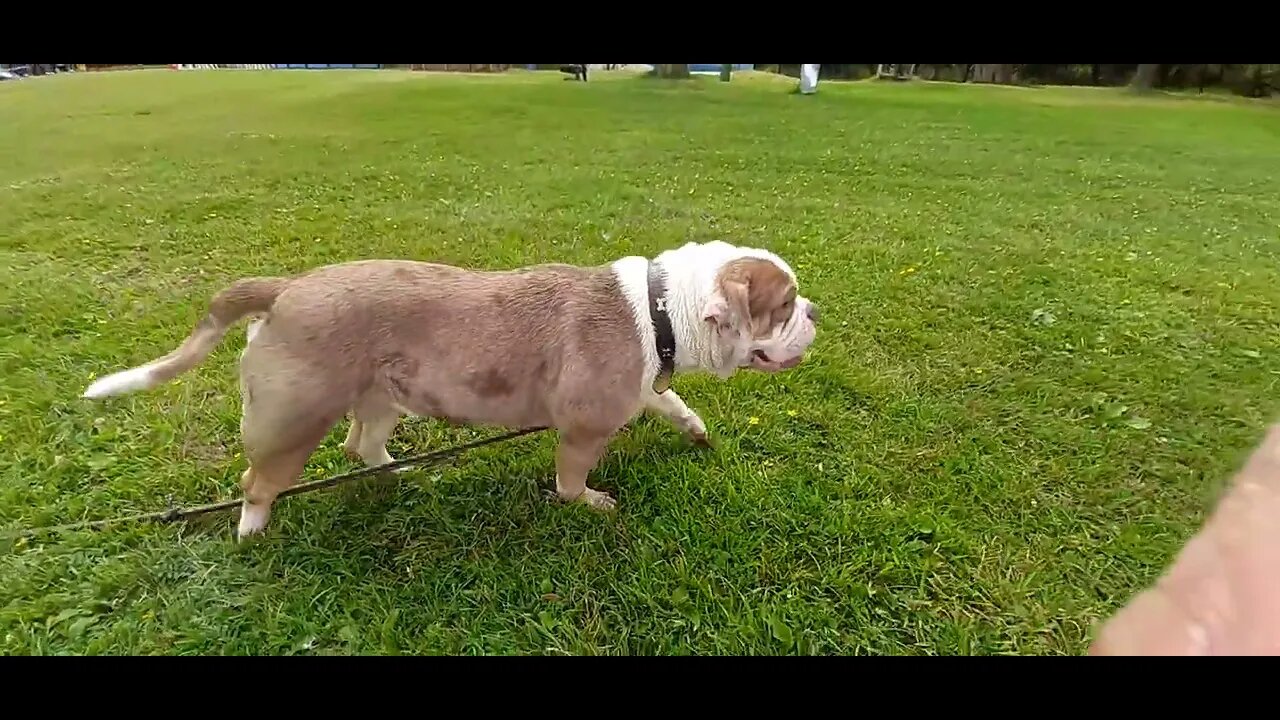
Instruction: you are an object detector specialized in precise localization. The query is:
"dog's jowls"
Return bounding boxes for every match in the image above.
[83,240,818,538]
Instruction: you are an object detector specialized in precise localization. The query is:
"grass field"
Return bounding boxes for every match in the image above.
[2,69,1278,655]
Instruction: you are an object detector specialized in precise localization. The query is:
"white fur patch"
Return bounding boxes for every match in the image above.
[245,318,264,343]
[612,256,660,392]
[611,240,805,386]
[82,364,157,399]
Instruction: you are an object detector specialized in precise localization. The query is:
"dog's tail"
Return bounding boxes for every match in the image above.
[82,277,290,399]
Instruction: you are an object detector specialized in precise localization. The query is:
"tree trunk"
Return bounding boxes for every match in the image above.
[1091,63,1102,85]
[1248,64,1271,97]
[1130,64,1160,90]
[971,64,1014,84]
[720,64,732,82]
[654,64,690,79]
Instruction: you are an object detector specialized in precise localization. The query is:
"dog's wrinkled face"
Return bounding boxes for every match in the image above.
[702,256,818,374]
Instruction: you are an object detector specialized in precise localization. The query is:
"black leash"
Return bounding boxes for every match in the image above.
[4,426,548,542]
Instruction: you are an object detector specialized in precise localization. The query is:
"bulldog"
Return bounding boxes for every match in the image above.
[82,240,819,538]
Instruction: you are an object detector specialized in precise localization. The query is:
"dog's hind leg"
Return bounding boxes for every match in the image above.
[238,441,323,539]
[237,365,345,539]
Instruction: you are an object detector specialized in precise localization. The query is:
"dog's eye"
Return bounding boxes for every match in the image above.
[772,301,794,325]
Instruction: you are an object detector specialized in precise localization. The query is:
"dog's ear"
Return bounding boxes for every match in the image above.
[710,258,795,337]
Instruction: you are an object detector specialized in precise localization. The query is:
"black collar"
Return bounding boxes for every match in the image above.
[647,261,677,394]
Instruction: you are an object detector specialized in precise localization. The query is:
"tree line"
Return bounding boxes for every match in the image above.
[651,64,1278,98]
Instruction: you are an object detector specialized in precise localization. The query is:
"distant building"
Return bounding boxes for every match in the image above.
[275,64,383,70]
[407,64,510,72]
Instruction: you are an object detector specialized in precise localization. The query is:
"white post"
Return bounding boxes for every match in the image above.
[799,64,820,94]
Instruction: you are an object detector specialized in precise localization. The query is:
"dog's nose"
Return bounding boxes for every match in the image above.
[806,302,819,324]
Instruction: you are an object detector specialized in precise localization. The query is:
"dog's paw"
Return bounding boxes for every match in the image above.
[580,488,617,511]
[236,503,271,541]
[345,447,406,473]
[687,428,715,449]
[543,487,617,511]
[679,414,713,447]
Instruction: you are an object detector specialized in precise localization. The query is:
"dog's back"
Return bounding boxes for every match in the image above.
[252,259,643,428]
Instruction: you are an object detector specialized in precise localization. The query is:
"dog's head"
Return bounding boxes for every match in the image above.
[695,243,818,376]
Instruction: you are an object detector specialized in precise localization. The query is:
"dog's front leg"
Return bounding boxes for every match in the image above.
[643,389,710,446]
[553,430,615,511]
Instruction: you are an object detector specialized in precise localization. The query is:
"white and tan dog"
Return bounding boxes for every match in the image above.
[83,240,818,538]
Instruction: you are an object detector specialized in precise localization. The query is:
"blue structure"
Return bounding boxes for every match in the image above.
[275,64,382,70]
[688,64,754,72]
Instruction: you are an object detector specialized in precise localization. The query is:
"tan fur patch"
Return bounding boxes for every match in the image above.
[715,258,797,338]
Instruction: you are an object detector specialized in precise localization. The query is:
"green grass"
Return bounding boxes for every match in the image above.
[2,69,1278,655]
